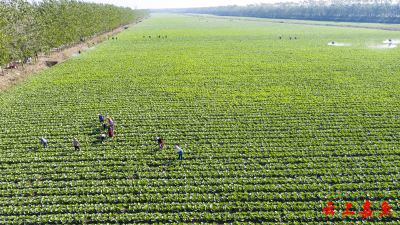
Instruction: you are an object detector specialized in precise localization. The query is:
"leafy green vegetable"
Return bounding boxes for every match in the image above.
[0,13,399,223]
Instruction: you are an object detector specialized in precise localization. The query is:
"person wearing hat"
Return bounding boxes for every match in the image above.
[157,137,164,150]
[73,137,81,150]
[175,146,184,160]
[101,133,107,142]
[38,137,48,148]
[98,114,105,123]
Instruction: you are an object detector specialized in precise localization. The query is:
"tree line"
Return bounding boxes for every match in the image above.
[0,0,150,68]
[151,0,400,24]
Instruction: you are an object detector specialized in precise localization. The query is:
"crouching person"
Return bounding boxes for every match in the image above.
[98,114,105,123]
[101,133,107,142]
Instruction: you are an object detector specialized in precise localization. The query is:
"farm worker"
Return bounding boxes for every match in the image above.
[279,36,281,39]
[295,37,297,39]
[107,117,114,129]
[108,126,114,138]
[102,123,108,130]
[143,36,145,38]
[73,137,80,150]
[38,137,48,148]
[165,36,167,38]
[332,42,335,45]
[175,146,184,160]
[98,114,105,123]
[157,137,164,150]
[116,37,118,40]
[101,133,107,142]
[290,37,291,40]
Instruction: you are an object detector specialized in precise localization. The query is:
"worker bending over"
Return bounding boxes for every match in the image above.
[73,137,81,150]
[175,146,184,160]
[107,117,114,130]
[157,137,164,150]
[108,126,114,138]
[101,133,107,142]
[38,137,48,148]
[98,114,105,123]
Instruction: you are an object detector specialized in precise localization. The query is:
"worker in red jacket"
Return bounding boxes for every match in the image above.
[107,117,114,130]
[108,126,114,138]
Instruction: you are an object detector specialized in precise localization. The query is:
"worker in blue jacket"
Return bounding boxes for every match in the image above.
[38,137,48,148]
[98,114,105,123]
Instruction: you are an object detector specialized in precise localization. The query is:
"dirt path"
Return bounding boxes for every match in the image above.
[183,14,400,31]
[0,16,149,93]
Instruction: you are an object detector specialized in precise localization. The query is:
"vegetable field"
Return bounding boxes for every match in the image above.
[1,13,400,224]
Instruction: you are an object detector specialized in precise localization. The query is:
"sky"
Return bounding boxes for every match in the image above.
[82,0,299,10]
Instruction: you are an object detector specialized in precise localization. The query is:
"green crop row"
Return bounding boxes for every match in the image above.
[0,13,400,223]
[1,210,399,223]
